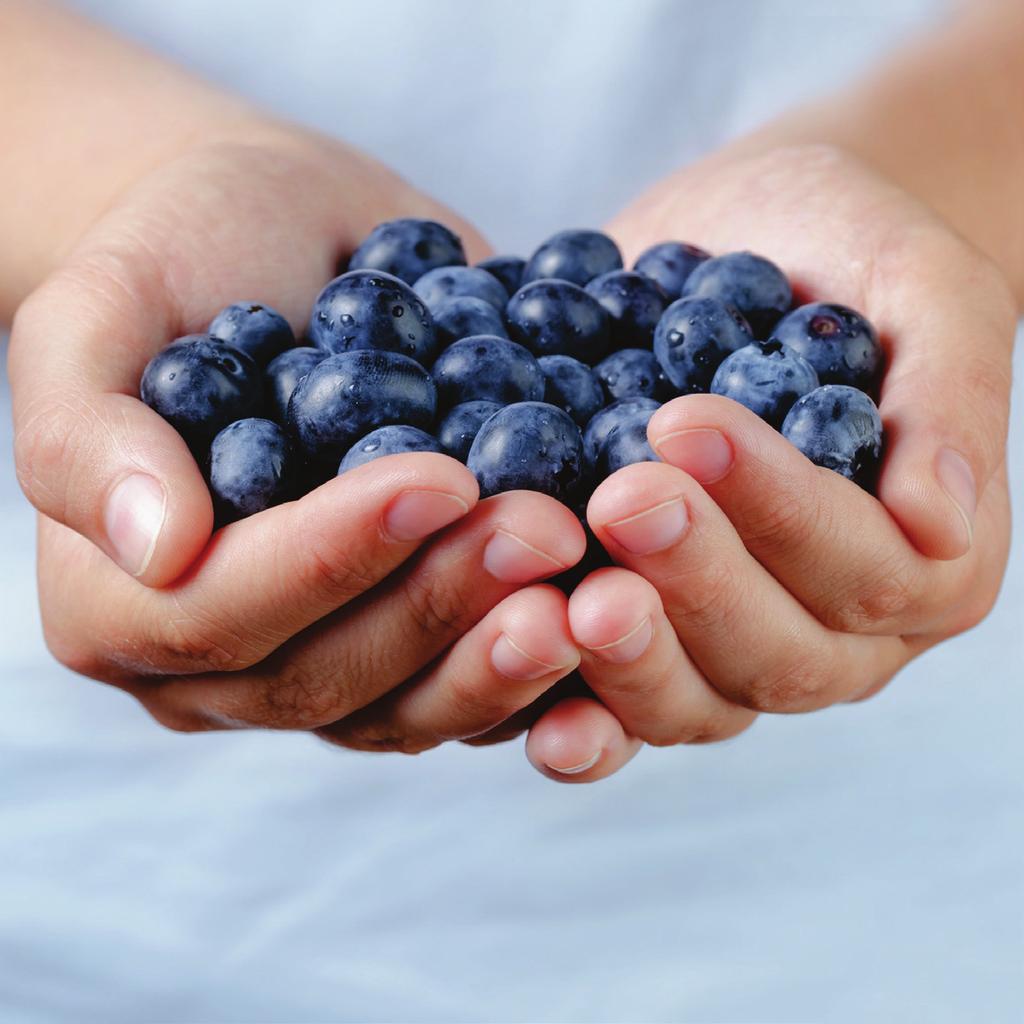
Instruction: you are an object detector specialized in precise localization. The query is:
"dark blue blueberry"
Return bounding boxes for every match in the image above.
[782,385,883,489]
[140,338,261,454]
[476,255,526,296]
[710,339,819,427]
[413,266,507,312]
[467,401,584,501]
[208,302,295,366]
[506,279,611,364]
[432,335,544,408]
[601,407,659,474]
[521,229,623,287]
[432,296,508,349]
[595,348,672,403]
[264,346,326,423]
[338,425,442,474]
[653,296,753,394]
[287,349,436,467]
[582,397,661,469]
[208,418,296,522]
[348,218,466,284]
[770,302,882,393]
[436,400,502,462]
[309,270,437,366]
[684,251,792,337]
[584,270,667,348]
[633,241,710,301]
[538,355,604,426]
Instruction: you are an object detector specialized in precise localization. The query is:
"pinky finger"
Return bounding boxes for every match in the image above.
[524,697,645,783]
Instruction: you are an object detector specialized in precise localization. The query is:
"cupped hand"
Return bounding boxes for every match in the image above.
[522,144,1016,782]
[10,125,586,748]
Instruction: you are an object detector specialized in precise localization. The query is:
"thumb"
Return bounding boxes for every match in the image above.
[10,260,214,586]
[875,278,1015,562]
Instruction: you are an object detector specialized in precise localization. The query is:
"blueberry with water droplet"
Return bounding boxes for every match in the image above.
[437,400,502,461]
[265,347,326,423]
[584,270,667,348]
[348,218,466,284]
[432,335,544,408]
[432,296,508,349]
[506,278,610,363]
[413,265,509,313]
[338,424,442,474]
[582,397,661,470]
[684,251,792,337]
[521,229,623,287]
[538,354,604,426]
[209,302,295,366]
[476,255,526,296]
[710,339,819,427]
[633,241,710,301]
[209,417,297,522]
[595,347,672,403]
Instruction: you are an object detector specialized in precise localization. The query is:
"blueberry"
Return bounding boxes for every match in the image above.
[265,346,326,423]
[338,425,442,474]
[521,229,623,287]
[601,407,659,474]
[633,241,710,301]
[437,400,502,462]
[287,349,436,467]
[653,296,753,394]
[711,339,819,427]
[467,401,584,501]
[432,335,544,408]
[432,296,508,349]
[348,218,466,284]
[476,255,526,296]
[538,354,604,426]
[506,279,611,364]
[413,266,508,312]
[208,418,296,522]
[208,302,295,366]
[595,348,672,403]
[582,397,661,469]
[140,338,261,453]
[309,270,437,365]
[684,251,792,337]
[770,302,882,393]
[782,385,883,489]
[584,270,667,348]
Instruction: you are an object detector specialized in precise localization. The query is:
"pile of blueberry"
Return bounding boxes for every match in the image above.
[140,219,884,524]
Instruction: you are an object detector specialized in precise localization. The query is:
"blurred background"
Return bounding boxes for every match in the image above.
[2,2,1021,1022]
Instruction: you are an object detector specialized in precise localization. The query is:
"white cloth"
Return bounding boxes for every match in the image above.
[3,2,1022,1021]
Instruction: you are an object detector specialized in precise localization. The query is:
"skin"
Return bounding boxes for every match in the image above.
[2,2,1022,780]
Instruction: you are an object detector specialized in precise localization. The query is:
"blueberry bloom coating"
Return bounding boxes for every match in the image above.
[584,270,667,348]
[582,397,661,469]
[711,340,819,427]
[600,406,659,475]
[595,347,672,403]
[506,279,611,364]
[684,251,793,337]
[782,384,883,490]
[437,400,502,462]
[208,418,296,522]
[538,354,604,426]
[771,302,883,393]
[348,217,466,284]
[431,335,544,408]
[413,265,508,313]
[476,255,526,296]
[287,349,436,466]
[467,401,584,501]
[633,241,710,301]
[209,302,295,366]
[338,425,442,474]
[140,338,261,453]
[264,347,326,424]
[522,229,623,287]
[432,296,509,349]
[309,270,437,365]
[653,296,753,393]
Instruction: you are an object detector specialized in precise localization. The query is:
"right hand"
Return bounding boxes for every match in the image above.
[10,125,585,749]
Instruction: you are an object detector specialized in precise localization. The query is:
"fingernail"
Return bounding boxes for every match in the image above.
[483,529,566,583]
[936,448,976,547]
[586,616,654,664]
[605,497,687,555]
[491,633,574,680]
[655,428,734,483]
[104,473,167,577]
[383,490,469,542]
[546,750,601,775]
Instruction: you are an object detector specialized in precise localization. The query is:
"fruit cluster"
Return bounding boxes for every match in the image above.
[140,219,884,523]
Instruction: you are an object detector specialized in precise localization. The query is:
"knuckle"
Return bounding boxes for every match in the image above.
[820,560,922,634]
[442,674,518,735]
[12,396,89,513]
[155,597,253,673]
[743,645,833,713]
[738,488,828,559]
[316,718,439,755]
[252,661,346,730]
[295,533,384,606]
[402,570,472,645]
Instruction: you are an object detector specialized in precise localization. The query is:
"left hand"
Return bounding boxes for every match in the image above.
[515,144,1016,781]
